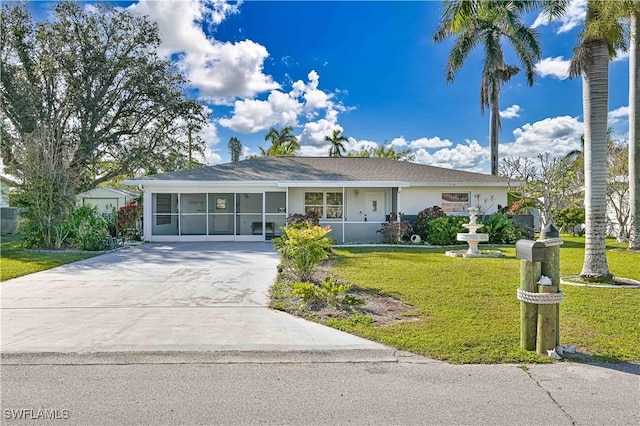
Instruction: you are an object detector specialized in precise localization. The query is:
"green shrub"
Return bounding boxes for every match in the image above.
[321,276,352,306]
[480,213,512,244]
[425,216,468,245]
[555,207,585,235]
[68,204,110,251]
[274,225,332,281]
[414,206,446,239]
[342,295,365,306]
[291,277,352,307]
[481,213,531,244]
[291,282,325,305]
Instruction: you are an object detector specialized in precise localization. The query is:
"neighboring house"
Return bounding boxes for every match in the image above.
[124,157,513,243]
[77,187,139,221]
[1,175,20,235]
[1,175,18,207]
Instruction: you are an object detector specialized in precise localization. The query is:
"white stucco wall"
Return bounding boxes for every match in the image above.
[399,186,507,216]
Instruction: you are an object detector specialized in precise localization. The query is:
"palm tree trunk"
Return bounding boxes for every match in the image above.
[630,12,640,250]
[581,40,611,278]
[489,98,500,176]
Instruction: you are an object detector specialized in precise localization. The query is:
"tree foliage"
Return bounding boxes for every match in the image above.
[228,136,243,162]
[0,1,207,192]
[607,140,630,242]
[259,126,300,156]
[346,143,415,161]
[499,154,582,227]
[433,0,547,175]
[326,129,348,157]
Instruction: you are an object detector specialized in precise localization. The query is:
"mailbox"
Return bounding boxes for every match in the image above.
[516,240,547,262]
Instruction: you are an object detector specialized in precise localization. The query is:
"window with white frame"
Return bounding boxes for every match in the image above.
[441,192,470,213]
[304,191,344,219]
[326,192,343,219]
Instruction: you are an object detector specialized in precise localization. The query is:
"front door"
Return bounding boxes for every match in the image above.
[364,191,386,222]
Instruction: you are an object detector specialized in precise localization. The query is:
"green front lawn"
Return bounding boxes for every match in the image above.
[328,236,640,364]
[0,236,98,281]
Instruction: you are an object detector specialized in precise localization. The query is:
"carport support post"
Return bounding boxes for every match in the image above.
[520,259,540,351]
[537,227,563,354]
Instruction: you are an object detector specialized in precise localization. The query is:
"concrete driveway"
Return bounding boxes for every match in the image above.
[1,243,387,354]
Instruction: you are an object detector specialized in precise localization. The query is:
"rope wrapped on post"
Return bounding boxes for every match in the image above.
[516,288,564,304]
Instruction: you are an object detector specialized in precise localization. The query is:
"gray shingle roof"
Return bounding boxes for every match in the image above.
[130,157,510,184]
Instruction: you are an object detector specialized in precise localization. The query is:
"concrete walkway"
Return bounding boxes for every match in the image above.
[1,242,388,354]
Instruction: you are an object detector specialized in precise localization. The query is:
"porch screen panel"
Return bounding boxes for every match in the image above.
[265,192,286,239]
[152,193,178,235]
[208,193,234,235]
[180,193,206,235]
[236,193,263,236]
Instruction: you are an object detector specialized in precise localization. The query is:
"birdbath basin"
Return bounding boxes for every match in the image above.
[457,231,489,255]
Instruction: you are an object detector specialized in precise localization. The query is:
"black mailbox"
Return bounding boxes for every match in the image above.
[516,240,547,262]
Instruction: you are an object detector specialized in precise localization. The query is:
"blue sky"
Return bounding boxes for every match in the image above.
[34,1,631,173]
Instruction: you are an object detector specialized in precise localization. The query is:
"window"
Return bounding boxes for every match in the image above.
[304,191,343,219]
[326,192,343,219]
[442,192,470,214]
[304,192,324,218]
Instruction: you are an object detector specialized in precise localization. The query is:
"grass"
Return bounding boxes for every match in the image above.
[0,235,98,281]
[327,236,640,364]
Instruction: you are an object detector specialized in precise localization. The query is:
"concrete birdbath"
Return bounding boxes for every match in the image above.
[445,208,502,258]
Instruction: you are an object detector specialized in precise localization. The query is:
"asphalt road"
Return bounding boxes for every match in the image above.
[1,354,639,425]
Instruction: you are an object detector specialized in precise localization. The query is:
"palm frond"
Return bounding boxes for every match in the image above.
[445,28,481,82]
[569,42,592,78]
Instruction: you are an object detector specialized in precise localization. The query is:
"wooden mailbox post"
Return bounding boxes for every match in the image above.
[516,224,564,355]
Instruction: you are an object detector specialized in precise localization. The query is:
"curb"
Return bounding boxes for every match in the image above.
[0,349,440,366]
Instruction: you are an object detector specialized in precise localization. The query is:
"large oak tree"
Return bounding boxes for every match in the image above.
[0,1,207,193]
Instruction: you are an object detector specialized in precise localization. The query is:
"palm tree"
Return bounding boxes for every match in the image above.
[569,0,625,279]
[433,0,543,176]
[228,136,242,162]
[619,1,640,249]
[259,126,299,157]
[326,129,348,157]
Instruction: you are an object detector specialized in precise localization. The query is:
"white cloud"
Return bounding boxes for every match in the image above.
[414,139,489,172]
[299,118,340,146]
[218,90,303,133]
[220,69,348,149]
[196,147,223,165]
[532,0,586,34]
[535,57,570,80]
[127,0,279,102]
[502,116,584,158]
[388,136,453,150]
[499,105,521,119]
[608,106,629,124]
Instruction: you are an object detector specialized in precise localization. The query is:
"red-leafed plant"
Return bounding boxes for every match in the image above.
[117,200,143,240]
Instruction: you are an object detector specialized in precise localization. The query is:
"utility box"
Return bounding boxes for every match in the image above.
[516,240,546,262]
